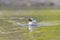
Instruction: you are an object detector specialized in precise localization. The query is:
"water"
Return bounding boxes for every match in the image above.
[15,21,60,27]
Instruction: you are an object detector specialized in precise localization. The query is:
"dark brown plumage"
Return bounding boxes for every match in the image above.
[29,18,32,21]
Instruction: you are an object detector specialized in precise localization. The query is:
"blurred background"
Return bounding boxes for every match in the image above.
[0,0,60,10]
[0,0,60,40]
